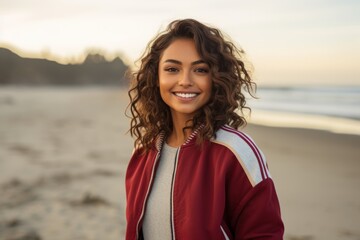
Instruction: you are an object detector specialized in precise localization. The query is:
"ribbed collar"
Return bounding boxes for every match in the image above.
[154,125,204,152]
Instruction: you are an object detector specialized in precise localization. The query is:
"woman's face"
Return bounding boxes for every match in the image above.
[158,38,212,122]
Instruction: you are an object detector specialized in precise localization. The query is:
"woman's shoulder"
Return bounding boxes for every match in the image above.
[212,125,258,148]
[211,125,270,186]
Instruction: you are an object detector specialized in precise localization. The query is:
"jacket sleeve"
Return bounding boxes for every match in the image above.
[232,178,284,240]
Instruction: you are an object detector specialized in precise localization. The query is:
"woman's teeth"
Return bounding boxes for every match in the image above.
[175,93,197,98]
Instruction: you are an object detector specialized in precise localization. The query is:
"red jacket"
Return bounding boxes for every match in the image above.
[125,125,284,239]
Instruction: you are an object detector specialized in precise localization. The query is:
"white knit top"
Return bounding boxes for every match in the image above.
[142,143,178,239]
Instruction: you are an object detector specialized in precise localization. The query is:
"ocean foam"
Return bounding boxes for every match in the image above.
[246,110,360,136]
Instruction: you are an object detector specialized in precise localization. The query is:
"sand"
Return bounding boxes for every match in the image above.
[0,87,359,240]
[244,125,360,240]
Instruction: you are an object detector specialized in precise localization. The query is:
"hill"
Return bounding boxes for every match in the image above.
[0,48,129,86]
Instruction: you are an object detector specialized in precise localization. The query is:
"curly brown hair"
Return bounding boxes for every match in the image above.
[127,18,256,150]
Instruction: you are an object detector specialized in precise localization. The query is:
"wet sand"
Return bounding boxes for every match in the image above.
[0,87,359,240]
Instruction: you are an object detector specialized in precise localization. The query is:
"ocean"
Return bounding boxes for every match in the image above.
[1,85,359,135]
[246,85,360,135]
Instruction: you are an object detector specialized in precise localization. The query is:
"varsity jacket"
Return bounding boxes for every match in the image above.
[125,125,284,240]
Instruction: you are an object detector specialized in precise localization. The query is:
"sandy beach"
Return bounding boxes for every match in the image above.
[0,87,359,240]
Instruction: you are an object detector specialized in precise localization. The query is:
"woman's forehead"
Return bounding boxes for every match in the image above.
[160,39,202,63]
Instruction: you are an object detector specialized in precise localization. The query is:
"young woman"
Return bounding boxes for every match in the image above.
[126,19,284,240]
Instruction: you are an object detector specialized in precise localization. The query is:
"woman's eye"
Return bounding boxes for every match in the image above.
[195,68,209,73]
[165,67,178,73]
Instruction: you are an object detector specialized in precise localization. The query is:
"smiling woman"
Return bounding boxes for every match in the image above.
[127,19,256,150]
[125,19,284,240]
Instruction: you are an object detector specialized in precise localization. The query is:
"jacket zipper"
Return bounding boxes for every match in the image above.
[135,151,161,240]
[170,147,180,240]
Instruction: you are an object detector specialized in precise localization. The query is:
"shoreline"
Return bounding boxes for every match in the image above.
[2,86,359,136]
[247,109,360,136]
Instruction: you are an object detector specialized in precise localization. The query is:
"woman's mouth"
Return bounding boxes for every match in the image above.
[173,92,198,98]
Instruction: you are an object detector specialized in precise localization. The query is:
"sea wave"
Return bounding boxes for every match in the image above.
[246,85,360,135]
[248,85,360,120]
[246,109,360,136]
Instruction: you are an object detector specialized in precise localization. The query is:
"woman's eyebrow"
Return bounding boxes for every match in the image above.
[191,60,207,65]
[163,59,206,65]
[163,59,182,65]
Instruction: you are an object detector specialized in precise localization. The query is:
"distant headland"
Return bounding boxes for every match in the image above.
[0,47,129,86]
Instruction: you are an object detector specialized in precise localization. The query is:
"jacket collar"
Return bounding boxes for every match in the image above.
[154,125,204,152]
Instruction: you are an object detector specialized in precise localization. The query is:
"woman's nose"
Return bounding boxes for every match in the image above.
[178,71,193,86]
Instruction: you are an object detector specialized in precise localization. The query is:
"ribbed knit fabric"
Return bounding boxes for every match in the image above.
[142,143,178,240]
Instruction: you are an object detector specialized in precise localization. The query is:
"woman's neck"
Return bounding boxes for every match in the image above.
[166,128,191,147]
[167,113,193,147]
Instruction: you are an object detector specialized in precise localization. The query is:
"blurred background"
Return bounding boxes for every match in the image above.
[0,0,359,239]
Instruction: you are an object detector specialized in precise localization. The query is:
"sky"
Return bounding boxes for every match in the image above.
[0,0,359,85]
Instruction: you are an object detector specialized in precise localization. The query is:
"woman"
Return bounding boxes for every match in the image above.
[126,19,284,240]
